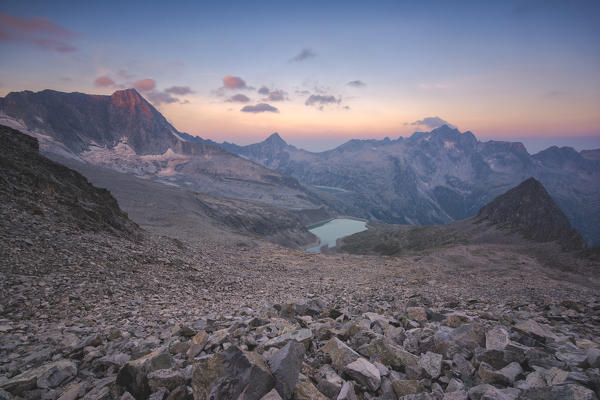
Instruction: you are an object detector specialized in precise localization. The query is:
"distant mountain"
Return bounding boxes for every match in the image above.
[216,126,600,245]
[476,178,586,251]
[0,89,328,211]
[340,178,587,255]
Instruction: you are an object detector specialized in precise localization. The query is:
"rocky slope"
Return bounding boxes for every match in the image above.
[339,178,587,256]
[1,123,599,399]
[475,178,586,251]
[217,127,600,246]
[0,90,328,211]
[0,125,138,238]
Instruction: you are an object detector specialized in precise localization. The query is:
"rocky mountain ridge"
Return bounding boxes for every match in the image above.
[217,126,600,246]
[0,89,328,211]
[339,177,589,256]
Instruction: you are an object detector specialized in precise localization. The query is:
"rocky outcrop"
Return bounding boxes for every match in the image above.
[476,177,586,251]
[0,124,138,237]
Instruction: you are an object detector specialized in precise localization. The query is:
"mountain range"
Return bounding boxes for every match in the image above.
[339,177,588,256]
[0,89,327,211]
[217,129,600,246]
[1,88,598,246]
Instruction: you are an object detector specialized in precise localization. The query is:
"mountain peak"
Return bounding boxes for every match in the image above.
[264,132,287,145]
[110,88,154,117]
[476,177,586,250]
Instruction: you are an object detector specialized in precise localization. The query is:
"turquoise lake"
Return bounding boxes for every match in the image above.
[307,218,367,253]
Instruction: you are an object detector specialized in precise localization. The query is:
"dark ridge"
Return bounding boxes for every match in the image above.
[476,177,586,251]
[0,124,139,237]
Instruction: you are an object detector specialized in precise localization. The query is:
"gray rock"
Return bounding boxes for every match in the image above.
[322,337,361,371]
[512,320,558,343]
[478,361,522,386]
[269,340,305,400]
[486,326,510,351]
[585,348,600,368]
[317,365,344,398]
[1,359,77,395]
[359,337,421,377]
[344,358,381,391]
[191,345,275,400]
[420,351,442,379]
[336,381,357,400]
[517,384,597,399]
[392,380,425,398]
[116,347,175,399]
[293,380,328,400]
[260,389,283,400]
[147,369,185,392]
[443,391,467,400]
[264,328,313,350]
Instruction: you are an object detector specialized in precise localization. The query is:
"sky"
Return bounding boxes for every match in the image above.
[0,0,599,152]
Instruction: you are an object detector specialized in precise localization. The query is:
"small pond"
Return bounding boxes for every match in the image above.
[306,218,367,253]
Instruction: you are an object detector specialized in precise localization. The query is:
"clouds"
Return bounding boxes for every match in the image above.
[0,12,79,53]
[94,76,116,87]
[165,86,194,95]
[257,86,288,102]
[347,80,366,88]
[305,94,341,109]
[134,78,156,92]
[222,75,248,89]
[291,48,316,62]
[227,94,250,103]
[241,103,279,113]
[409,117,455,130]
[146,91,179,105]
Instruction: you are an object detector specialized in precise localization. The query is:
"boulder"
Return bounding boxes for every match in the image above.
[1,359,77,395]
[322,337,360,371]
[486,326,510,351]
[191,345,275,400]
[517,384,597,399]
[147,369,185,392]
[316,365,344,398]
[264,329,313,350]
[407,307,428,323]
[344,358,381,391]
[419,351,442,379]
[116,347,175,399]
[336,381,357,400]
[269,340,305,399]
[260,389,283,400]
[293,380,328,400]
[477,362,522,386]
[359,337,420,376]
[391,380,425,397]
[512,320,558,343]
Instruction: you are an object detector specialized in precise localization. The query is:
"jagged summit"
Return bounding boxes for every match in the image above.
[109,88,155,117]
[264,132,287,145]
[476,177,586,250]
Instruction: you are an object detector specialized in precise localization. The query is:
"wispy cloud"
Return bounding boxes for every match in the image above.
[408,116,455,130]
[93,76,115,87]
[146,91,179,106]
[305,94,341,110]
[227,94,251,103]
[347,80,366,88]
[291,48,316,62]
[134,78,156,92]
[241,103,279,113]
[165,86,195,95]
[542,89,566,98]
[0,12,79,53]
[258,87,288,102]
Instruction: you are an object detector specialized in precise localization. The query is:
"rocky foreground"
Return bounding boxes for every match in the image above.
[1,293,600,400]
